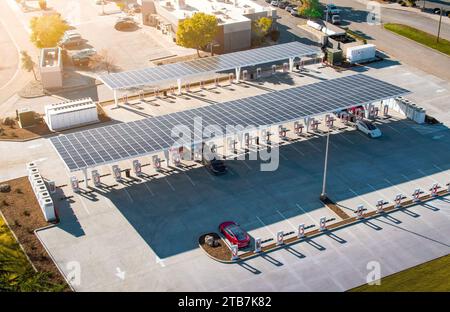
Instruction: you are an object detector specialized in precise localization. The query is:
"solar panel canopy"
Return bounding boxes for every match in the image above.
[50,74,410,171]
[99,41,320,90]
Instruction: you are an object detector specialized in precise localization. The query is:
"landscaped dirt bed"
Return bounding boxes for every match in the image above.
[199,233,232,262]
[0,119,51,141]
[0,177,70,290]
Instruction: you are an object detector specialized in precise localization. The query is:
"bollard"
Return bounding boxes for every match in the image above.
[271,64,276,75]
[47,180,56,194]
[231,245,239,261]
[298,223,305,238]
[254,238,262,253]
[152,155,161,170]
[133,160,142,176]
[276,231,284,246]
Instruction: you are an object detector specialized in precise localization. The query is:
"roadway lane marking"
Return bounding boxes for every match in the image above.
[276,209,296,230]
[256,215,275,236]
[28,144,42,149]
[436,89,446,93]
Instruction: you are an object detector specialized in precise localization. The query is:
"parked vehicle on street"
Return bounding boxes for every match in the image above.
[115,16,137,31]
[72,48,97,66]
[59,33,83,48]
[278,1,289,9]
[291,10,301,17]
[356,119,382,138]
[219,221,250,248]
[129,3,141,13]
[270,1,280,7]
[331,14,341,25]
[285,5,298,13]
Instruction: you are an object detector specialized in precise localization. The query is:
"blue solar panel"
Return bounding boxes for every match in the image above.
[50,74,410,171]
[99,42,320,90]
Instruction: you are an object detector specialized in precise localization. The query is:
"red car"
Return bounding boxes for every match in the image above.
[219,221,250,248]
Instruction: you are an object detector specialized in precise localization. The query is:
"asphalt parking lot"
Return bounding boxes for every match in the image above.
[32,110,450,291]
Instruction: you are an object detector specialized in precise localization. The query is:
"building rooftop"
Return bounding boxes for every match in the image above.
[40,47,62,68]
[156,0,275,25]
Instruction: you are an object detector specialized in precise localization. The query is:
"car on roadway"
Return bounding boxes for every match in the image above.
[285,5,298,13]
[219,221,251,249]
[72,48,97,66]
[331,14,341,25]
[291,9,301,17]
[59,33,83,48]
[115,16,137,31]
[278,1,289,9]
[356,119,382,138]
[202,157,227,175]
[270,1,280,7]
[324,3,341,15]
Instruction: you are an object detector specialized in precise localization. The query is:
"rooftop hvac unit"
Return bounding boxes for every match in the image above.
[40,197,56,222]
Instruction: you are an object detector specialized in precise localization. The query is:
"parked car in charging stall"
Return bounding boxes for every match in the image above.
[356,119,382,138]
[219,221,251,248]
[72,48,97,66]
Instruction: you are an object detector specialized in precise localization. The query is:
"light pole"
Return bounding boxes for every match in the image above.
[437,7,443,43]
[320,126,330,200]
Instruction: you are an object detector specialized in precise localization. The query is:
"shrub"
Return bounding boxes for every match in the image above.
[39,0,47,10]
[23,210,31,216]
[270,29,280,42]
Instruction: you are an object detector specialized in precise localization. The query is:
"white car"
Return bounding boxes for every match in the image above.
[271,1,280,6]
[356,120,382,138]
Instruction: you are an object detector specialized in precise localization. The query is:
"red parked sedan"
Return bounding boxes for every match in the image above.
[219,221,250,248]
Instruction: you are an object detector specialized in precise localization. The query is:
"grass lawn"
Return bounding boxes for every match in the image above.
[384,23,450,56]
[350,254,450,292]
[0,214,66,292]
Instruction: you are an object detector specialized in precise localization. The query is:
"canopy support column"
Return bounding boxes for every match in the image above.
[114,90,118,108]
[289,57,294,72]
[83,168,88,188]
[235,67,241,83]
[177,78,182,95]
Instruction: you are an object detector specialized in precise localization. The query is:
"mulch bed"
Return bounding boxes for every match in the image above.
[0,177,70,291]
[0,119,51,141]
[199,233,231,262]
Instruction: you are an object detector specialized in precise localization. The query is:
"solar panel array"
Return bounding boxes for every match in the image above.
[50,74,410,171]
[99,41,320,90]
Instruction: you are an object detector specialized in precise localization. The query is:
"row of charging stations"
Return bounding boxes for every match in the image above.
[230,216,329,261]
[26,162,56,222]
[355,182,448,219]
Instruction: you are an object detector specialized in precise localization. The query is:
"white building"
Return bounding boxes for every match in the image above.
[142,0,277,53]
[39,47,63,89]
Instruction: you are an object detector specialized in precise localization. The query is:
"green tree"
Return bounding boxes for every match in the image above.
[20,51,37,81]
[176,13,218,57]
[30,14,69,48]
[298,0,323,20]
[252,17,273,45]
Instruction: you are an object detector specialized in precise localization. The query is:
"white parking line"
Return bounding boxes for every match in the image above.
[286,142,305,156]
[276,210,296,230]
[183,172,196,186]
[366,183,387,201]
[434,164,450,177]
[384,178,408,195]
[76,194,91,215]
[337,133,355,145]
[305,139,321,153]
[385,124,402,134]
[417,169,440,185]
[401,174,422,192]
[348,188,375,209]
[143,181,154,196]
[256,216,275,236]
[164,177,176,191]
[123,188,134,203]
[296,203,316,224]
